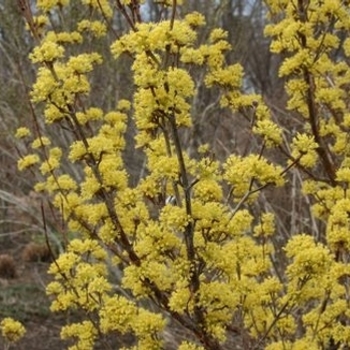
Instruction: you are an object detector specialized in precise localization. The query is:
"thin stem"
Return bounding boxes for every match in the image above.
[253,299,291,349]
[170,0,177,30]
[303,69,336,185]
[229,154,303,220]
[168,108,221,349]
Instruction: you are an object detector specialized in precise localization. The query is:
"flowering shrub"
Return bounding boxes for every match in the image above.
[16,0,350,349]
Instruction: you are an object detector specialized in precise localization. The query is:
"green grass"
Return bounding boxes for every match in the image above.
[0,283,51,322]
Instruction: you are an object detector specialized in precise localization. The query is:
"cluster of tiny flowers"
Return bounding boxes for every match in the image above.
[0,318,26,343]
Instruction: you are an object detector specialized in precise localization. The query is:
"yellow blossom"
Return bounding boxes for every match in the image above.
[224,154,284,197]
[18,154,40,170]
[40,147,62,174]
[31,136,51,148]
[61,321,97,350]
[178,342,204,350]
[15,127,30,139]
[81,0,113,18]
[77,20,107,38]
[184,12,205,27]
[254,212,276,237]
[0,318,26,343]
[67,53,102,74]
[117,99,131,111]
[30,41,65,63]
[193,179,223,202]
[209,28,228,42]
[253,119,283,147]
[37,0,69,11]
[291,133,318,168]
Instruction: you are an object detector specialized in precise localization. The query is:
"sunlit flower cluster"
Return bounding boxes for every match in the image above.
[36,0,69,12]
[0,318,26,343]
[224,154,284,197]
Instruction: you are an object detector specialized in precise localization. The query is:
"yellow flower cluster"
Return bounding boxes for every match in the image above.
[31,55,101,107]
[18,154,40,170]
[15,127,31,139]
[37,0,69,12]
[286,234,332,282]
[44,31,83,45]
[224,154,284,197]
[254,212,276,237]
[327,198,350,251]
[291,133,318,168]
[47,238,111,312]
[77,20,107,38]
[0,318,26,343]
[253,119,283,147]
[61,321,97,350]
[99,295,166,348]
[178,342,204,350]
[30,41,65,63]
[81,0,113,18]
